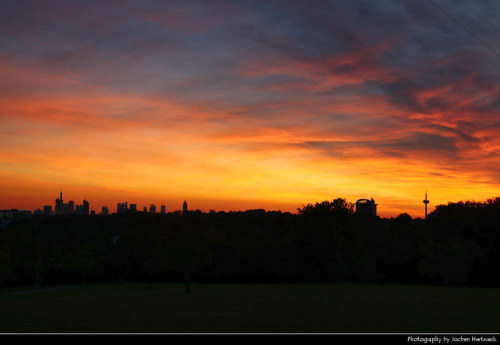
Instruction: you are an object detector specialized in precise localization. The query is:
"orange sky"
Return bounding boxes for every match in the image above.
[1,1,499,218]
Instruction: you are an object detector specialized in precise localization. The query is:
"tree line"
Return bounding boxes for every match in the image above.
[1,197,499,290]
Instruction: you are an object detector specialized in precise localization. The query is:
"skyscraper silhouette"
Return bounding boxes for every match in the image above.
[55,192,63,215]
[117,202,128,214]
[83,198,89,216]
[183,200,188,214]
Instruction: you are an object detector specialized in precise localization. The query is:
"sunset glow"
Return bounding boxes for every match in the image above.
[1,0,500,218]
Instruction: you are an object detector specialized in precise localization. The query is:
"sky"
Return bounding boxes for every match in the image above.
[1,0,500,218]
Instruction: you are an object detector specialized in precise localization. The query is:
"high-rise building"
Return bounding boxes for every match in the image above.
[130,204,137,212]
[83,198,89,216]
[55,192,64,215]
[43,205,53,216]
[143,206,147,212]
[117,202,128,214]
[183,200,188,213]
[76,204,84,214]
[150,204,156,214]
[355,198,377,216]
[76,198,90,215]
[102,206,109,215]
[161,205,166,215]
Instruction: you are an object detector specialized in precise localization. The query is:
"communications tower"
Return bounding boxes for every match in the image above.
[423,191,430,219]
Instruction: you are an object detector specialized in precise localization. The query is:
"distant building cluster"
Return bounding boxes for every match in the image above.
[55,192,89,216]
[0,192,194,228]
[116,201,175,215]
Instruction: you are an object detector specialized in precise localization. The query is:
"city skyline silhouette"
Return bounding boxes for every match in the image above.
[0,190,440,220]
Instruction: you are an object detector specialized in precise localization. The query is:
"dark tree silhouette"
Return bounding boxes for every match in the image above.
[1,197,499,288]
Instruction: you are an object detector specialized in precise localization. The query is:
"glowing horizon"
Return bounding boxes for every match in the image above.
[1,1,499,218]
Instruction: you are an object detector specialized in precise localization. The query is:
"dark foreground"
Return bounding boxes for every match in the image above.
[1,283,499,333]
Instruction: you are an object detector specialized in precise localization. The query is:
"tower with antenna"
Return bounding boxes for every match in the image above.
[423,191,430,219]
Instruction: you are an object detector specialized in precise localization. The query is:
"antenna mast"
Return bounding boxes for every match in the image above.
[423,191,430,219]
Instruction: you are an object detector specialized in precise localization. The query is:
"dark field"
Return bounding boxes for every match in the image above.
[1,283,499,333]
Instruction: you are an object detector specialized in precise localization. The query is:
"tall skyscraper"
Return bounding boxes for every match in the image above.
[161,205,166,215]
[76,198,89,215]
[423,191,430,219]
[183,200,188,214]
[55,192,63,215]
[150,204,156,214]
[82,198,89,216]
[130,204,137,212]
[102,206,109,215]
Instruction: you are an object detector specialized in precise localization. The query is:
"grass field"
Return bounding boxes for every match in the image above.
[1,282,499,333]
